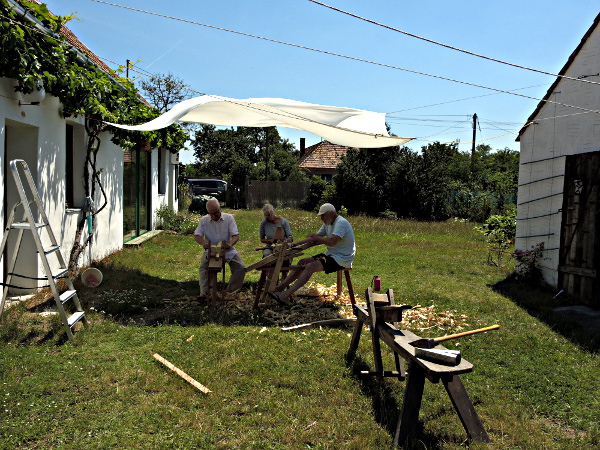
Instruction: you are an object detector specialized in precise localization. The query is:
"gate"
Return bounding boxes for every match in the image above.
[558,151,600,307]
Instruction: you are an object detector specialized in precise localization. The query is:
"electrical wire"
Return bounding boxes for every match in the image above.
[85,0,600,118]
[307,0,600,86]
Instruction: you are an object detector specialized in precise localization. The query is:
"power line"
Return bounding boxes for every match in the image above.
[86,0,600,117]
[308,0,600,86]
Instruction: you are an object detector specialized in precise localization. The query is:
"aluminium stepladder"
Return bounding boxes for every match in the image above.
[0,159,86,342]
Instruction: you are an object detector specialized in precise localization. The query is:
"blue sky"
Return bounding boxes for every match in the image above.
[46,0,599,163]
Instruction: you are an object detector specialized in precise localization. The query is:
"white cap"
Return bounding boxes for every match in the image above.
[317,203,336,215]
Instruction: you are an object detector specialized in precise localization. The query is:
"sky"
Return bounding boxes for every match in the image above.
[44,0,600,164]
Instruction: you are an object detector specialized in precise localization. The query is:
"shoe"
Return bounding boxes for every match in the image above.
[267,291,291,306]
[196,294,208,302]
[222,292,238,302]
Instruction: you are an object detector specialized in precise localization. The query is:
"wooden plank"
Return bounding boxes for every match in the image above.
[558,265,596,278]
[152,353,211,394]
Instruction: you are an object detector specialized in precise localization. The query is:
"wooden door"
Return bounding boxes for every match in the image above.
[559,151,600,307]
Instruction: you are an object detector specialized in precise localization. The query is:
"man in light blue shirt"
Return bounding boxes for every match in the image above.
[267,203,355,305]
[194,199,246,301]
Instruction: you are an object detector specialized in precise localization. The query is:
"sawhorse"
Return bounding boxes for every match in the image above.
[348,288,490,448]
[207,241,226,305]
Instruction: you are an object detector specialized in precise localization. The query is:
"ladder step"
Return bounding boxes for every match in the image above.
[67,311,85,327]
[52,269,69,280]
[59,290,77,304]
[44,245,60,255]
[11,222,47,229]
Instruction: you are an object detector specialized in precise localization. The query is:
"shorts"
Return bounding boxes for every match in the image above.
[313,253,344,274]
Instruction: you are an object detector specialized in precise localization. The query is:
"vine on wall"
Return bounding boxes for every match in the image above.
[0,0,188,271]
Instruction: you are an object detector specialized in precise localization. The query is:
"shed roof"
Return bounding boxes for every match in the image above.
[517,12,600,141]
[297,140,353,171]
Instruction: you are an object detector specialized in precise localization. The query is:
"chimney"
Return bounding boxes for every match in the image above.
[300,137,306,157]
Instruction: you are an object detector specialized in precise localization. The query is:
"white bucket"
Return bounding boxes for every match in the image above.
[81,267,103,287]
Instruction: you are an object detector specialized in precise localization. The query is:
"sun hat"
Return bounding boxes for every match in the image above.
[317,203,336,215]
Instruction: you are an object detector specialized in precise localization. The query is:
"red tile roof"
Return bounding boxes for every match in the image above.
[298,141,353,171]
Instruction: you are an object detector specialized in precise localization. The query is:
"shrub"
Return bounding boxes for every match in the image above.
[155,205,199,235]
[512,242,545,280]
[188,195,216,213]
[475,209,516,266]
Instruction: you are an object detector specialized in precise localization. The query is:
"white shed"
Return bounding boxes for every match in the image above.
[516,13,600,307]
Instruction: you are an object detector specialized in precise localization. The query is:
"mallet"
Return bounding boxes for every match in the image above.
[409,324,500,349]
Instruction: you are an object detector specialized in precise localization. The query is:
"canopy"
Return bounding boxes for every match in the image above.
[108,94,412,148]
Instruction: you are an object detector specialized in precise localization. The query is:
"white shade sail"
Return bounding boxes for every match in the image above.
[108,94,412,148]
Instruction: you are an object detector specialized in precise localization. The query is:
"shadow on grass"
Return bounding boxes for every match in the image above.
[492,274,600,352]
[344,352,442,448]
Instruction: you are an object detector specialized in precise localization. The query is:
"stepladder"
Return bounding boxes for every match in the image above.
[0,159,86,342]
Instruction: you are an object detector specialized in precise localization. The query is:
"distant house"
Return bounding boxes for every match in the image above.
[515,12,600,307]
[1,0,180,293]
[297,139,353,182]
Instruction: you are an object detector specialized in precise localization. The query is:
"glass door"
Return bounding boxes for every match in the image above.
[123,149,151,243]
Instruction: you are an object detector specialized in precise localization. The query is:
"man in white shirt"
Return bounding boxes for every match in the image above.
[267,203,355,305]
[194,199,246,301]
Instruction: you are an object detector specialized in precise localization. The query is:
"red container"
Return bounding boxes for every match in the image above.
[373,276,381,291]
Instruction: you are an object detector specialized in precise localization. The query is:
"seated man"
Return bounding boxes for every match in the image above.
[267,203,355,305]
[194,199,246,301]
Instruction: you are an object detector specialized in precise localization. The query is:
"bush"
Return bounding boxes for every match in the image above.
[475,209,516,266]
[155,205,199,235]
[512,242,545,280]
[188,195,217,214]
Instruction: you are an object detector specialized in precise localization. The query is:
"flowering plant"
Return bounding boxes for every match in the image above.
[512,242,545,279]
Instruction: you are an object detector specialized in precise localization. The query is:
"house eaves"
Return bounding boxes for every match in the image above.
[516,12,600,141]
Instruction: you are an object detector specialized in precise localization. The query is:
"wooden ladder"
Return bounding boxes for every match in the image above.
[0,159,86,342]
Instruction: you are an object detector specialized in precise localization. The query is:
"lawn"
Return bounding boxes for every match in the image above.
[0,208,598,448]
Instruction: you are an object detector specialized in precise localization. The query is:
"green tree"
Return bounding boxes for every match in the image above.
[190,125,307,185]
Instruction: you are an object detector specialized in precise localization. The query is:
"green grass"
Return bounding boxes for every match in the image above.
[1,208,599,448]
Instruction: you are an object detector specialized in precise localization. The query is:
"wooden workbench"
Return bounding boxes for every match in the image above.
[348,290,490,448]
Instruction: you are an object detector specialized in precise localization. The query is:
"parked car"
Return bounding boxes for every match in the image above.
[187,178,228,202]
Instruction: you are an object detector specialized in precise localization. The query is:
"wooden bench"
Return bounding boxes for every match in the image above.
[348,288,490,448]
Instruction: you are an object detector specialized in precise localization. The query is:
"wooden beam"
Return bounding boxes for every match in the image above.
[152,353,211,394]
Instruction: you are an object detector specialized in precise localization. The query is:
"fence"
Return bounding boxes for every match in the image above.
[244,179,311,209]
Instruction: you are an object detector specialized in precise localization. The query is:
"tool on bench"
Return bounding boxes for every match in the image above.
[409,324,500,349]
[414,348,461,365]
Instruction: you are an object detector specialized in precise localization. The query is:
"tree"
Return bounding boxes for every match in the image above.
[139,72,194,112]
[190,125,307,185]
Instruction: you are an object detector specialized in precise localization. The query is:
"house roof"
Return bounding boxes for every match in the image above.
[517,12,600,141]
[297,140,353,171]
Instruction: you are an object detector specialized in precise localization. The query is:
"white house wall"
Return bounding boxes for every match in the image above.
[0,77,124,292]
[517,21,600,287]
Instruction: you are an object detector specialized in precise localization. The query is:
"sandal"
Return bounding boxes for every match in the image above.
[267,291,291,306]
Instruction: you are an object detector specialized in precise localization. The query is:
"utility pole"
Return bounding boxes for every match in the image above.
[126,59,130,78]
[470,113,477,177]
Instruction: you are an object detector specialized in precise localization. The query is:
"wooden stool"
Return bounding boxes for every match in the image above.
[336,268,356,305]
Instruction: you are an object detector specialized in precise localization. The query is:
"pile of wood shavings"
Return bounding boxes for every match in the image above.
[400,305,470,334]
[219,284,469,332]
[221,283,354,327]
